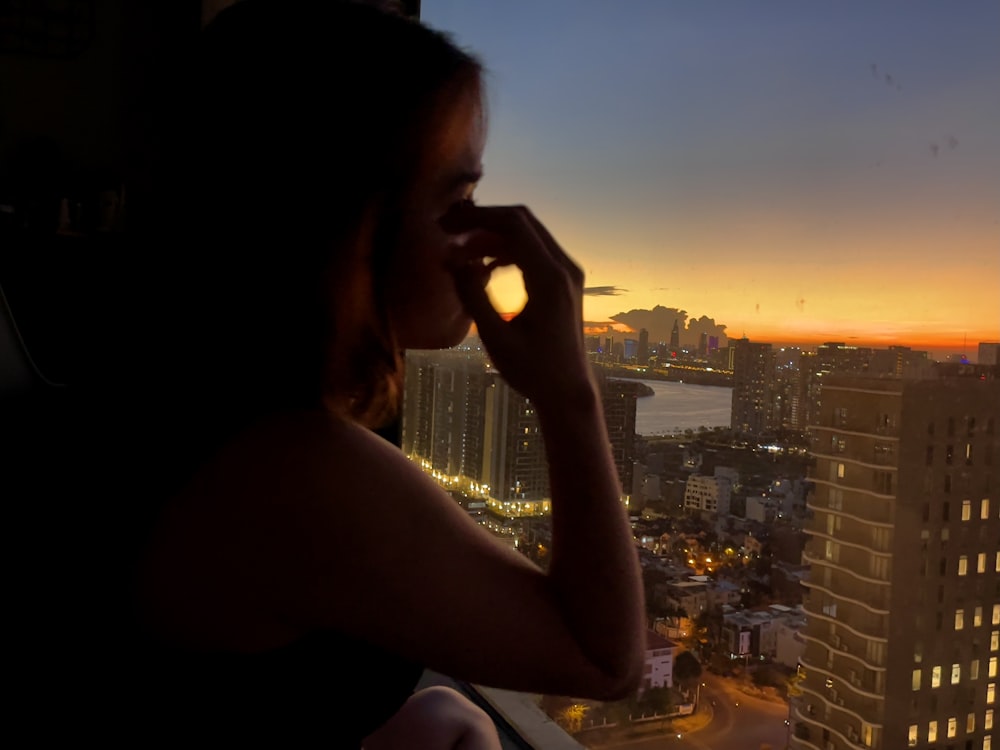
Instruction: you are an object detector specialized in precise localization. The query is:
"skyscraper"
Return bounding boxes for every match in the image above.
[638,328,649,364]
[793,365,999,750]
[403,349,639,517]
[730,337,775,437]
[669,319,680,354]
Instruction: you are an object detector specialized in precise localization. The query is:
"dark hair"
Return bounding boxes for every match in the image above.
[135,0,483,456]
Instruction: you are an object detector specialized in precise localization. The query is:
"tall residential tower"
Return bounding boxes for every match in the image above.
[793,366,999,750]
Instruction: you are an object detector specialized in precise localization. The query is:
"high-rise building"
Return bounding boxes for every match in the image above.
[797,343,872,430]
[793,366,999,750]
[979,342,999,366]
[402,348,491,482]
[403,349,639,518]
[731,338,775,436]
[624,338,638,362]
[597,374,641,500]
[638,328,649,364]
[669,319,680,353]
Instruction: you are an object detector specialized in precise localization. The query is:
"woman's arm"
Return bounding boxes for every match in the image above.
[445,203,646,693]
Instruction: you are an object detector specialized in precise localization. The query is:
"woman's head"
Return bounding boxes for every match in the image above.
[159,0,485,429]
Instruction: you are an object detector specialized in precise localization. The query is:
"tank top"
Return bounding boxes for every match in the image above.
[117,628,424,748]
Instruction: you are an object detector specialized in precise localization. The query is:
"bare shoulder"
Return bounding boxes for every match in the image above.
[152,409,521,637]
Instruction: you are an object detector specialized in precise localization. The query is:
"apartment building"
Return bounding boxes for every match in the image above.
[793,366,999,750]
[403,348,639,518]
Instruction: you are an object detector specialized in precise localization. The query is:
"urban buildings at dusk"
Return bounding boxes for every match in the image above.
[401,346,642,519]
[795,367,999,750]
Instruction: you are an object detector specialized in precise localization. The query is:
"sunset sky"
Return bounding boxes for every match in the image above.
[423,0,1000,360]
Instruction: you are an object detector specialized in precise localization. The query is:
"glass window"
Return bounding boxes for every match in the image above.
[994,604,1000,626]
[952,663,961,684]
[963,499,972,520]
[989,682,996,704]
[986,708,994,730]
[907,724,918,747]
[956,609,965,630]
[947,716,956,738]
[927,720,938,742]
[993,631,999,651]
[967,712,975,733]
[932,665,942,687]
[912,668,921,690]
[975,606,983,627]
[979,553,987,573]
[983,498,991,520]
[985,734,992,750]
[972,659,980,680]
[959,555,968,576]
[991,657,998,678]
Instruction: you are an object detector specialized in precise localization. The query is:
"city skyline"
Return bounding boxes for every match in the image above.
[424,1,1000,361]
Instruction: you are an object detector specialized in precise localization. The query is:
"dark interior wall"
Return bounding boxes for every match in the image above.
[0,1,202,214]
[0,1,202,385]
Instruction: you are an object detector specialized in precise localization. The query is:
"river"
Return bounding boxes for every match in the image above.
[630,379,732,437]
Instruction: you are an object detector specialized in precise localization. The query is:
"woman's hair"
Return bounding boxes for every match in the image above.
[138,0,483,446]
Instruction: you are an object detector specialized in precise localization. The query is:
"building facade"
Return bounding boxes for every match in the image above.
[403,348,639,518]
[730,337,775,436]
[793,367,999,750]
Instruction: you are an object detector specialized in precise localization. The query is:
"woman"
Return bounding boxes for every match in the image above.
[87,0,645,746]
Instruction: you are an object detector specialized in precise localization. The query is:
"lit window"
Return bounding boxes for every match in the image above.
[837,463,845,479]
[983,498,991,519]
[980,553,988,573]
[947,716,957,738]
[993,631,999,651]
[996,551,1000,572]
[986,708,994,730]
[912,668,921,690]
[932,665,942,687]
[952,663,961,684]
[989,682,996,704]
[994,604,1000,625]
[956,609,965,630]
[985,734,992,750]
[991,657,998,678]
[976,607,984,627]
[967,712,976,733]
[907,725,918,747]
[973,659,980,680]
[959,555,968,575]
[927,720,938,742]
[963,499,972,520]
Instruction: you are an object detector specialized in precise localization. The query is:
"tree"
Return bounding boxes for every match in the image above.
[638,686,673,715]
[674,650,702,690]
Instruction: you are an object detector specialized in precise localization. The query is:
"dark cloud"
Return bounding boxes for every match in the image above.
[584,286,627,296]
[609,305,728,348]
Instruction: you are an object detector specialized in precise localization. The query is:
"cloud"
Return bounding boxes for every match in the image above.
[584,286,627,296]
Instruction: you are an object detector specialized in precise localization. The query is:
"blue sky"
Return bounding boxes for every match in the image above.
[422,0,1000,357]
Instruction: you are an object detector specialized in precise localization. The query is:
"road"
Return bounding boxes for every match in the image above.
[586,675,790,750]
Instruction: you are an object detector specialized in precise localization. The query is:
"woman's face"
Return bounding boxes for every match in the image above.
[387,92,487,351]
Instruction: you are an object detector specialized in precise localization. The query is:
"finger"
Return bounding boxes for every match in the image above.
[440,204,555,276]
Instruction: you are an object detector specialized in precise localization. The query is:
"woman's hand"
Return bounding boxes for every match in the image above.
[441,203,595,408]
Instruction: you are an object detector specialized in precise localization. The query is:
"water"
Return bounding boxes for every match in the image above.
[630,379,732,436]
